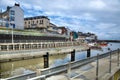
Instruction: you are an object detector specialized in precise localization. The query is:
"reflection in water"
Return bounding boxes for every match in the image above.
[0,43,120,78]
[0,54,67,78]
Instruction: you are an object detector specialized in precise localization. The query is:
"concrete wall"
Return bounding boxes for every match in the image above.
[0,42,88,62]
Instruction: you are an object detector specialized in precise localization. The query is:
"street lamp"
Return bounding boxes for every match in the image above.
[12,25,14,43]
[11,23,15,44]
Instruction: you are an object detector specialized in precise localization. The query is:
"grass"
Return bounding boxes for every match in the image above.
[0,27,67,37]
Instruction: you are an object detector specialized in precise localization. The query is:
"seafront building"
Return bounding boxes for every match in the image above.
[78,32,97,41]
[24,16,50,32]
[24,16,71,38]
[24,16,68,35]
[0,3,24,30]
[0,3,97,42]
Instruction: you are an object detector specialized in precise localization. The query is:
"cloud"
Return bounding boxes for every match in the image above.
[0,0,120,40]
[89,0,106,9]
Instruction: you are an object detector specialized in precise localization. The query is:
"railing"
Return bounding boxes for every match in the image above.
[0,41,85,51]
[0,40,66,43]
[5,49,119,80]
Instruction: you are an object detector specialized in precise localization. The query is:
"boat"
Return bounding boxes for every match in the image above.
[99,42,108,46]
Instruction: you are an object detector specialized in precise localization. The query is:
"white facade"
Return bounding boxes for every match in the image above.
[0,4,24,30]
[86,35,97,40]
[9,5,24,29]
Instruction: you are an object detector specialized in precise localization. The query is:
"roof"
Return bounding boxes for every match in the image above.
[24,16,49,20]
[0,3,24,17]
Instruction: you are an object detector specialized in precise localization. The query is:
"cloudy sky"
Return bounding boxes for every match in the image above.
[0,0,120,40]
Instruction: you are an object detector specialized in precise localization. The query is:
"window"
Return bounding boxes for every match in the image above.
[36,20,38,23]
[10,16,15,21]
[28,21,30,24]
[10,10,15,15]
[39,20,43,24]
[28,25,30,28]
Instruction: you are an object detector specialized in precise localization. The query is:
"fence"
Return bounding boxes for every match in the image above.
[0,41,84,51]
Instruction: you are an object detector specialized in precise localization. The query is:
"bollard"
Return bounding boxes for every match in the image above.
[96,54,99,80]
[71,49,75,62]
[118,48,119,66]
[87,48,91,58]
[43,52,49,68]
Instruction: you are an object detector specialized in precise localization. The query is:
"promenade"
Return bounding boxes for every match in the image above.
[29,49,120,80]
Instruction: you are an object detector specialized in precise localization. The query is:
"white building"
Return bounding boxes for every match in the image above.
[0,3,24,30]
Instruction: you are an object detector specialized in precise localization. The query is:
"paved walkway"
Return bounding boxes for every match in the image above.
[46,52,120,80]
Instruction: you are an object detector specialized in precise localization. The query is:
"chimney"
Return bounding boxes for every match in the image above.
[7,6,11,10]
[15,3,20,7]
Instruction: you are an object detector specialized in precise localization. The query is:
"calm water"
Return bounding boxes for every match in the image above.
[0,42,120,78]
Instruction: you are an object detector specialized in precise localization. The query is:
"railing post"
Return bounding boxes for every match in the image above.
[109,51,112,73]
[41,42,42,49]
[24,44,26,50]
[36,69,41,76]
[118,48,119,66]
[54,42,56,48]
[96,54,99,80]
[7,45,9,51]
[67,62,71,74]
[19,44,20,50]
[37,43,39,49]
[13,44,15,50]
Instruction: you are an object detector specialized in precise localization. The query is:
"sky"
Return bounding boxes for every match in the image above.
[0,0,120,40]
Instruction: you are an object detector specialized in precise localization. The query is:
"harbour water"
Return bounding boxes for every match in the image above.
[0,42,120,78]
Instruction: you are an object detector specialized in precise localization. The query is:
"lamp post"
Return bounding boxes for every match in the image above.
[9,16,14,44]
[12,25,14,43]
[11,23,15,44]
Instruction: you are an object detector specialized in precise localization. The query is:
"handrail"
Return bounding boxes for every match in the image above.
[5,49,118,80]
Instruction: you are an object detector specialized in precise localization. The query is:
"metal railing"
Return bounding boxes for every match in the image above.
[0,41,84,51]
[5,49,119,80]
